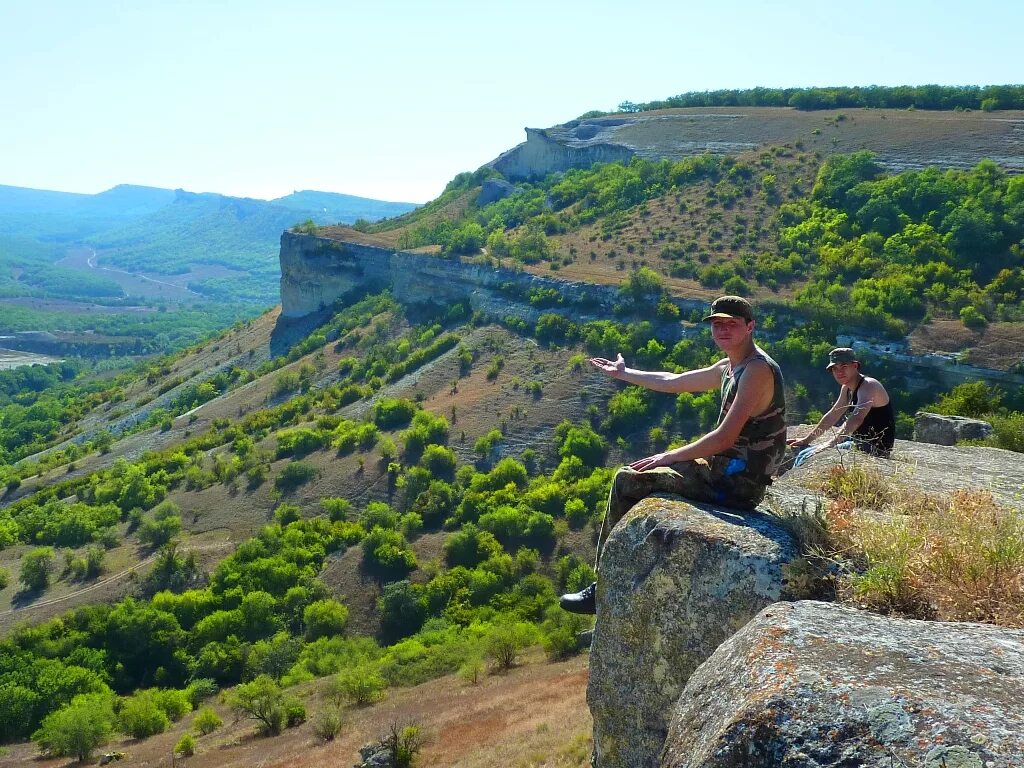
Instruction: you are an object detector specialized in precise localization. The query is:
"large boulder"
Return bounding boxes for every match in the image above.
[662,601,1024,768]
[914,411,993,446]
[588,495,804,768]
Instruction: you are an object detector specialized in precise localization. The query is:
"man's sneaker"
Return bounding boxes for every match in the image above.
[559,581,597,614]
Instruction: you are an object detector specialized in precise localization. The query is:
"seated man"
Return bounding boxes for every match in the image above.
[788,347,895,462]
[560,295,787,614]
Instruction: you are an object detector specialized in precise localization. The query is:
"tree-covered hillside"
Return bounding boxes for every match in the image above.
[613,84,1024,114]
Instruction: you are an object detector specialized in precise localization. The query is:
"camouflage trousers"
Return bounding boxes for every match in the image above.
[595,458,767,569]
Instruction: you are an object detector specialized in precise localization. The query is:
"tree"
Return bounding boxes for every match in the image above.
[303,599,349,640]
[118,691,169,738]
[20,547,54,591]
[228,675,286,736]
[192,706,223,735]
[330,666,386,706]
[378,580,427,643]
[485,622,534,671]
[32,693,114,763]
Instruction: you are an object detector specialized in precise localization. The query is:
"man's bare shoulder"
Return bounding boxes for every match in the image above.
[737,357,774,386]
[860,375,890,401]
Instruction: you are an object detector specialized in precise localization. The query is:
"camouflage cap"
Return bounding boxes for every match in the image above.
[826,347,859,369]
[702,295,753,322]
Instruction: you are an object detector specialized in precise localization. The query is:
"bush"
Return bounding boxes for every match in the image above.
[0,566,8,590]
[485,622,534,671]
[20,547,54,591]
[380,722,425,768]
[137,512,182,548]
[373,398,418,429]
[151,688,191,721]
[312,707,345,742]
[330,666,387,706]
[275,461,317,493]
[361,526,417,578]
[284,698,306,728]
[175,733,196,756]
[303,599,349,640]
[192,706,222,735]
[458,656,486,685]
[118,692,170,738]
[274,503,302,525]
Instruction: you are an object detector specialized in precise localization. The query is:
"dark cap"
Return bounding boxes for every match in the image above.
[702,295,753,323]
[826,347,859,369]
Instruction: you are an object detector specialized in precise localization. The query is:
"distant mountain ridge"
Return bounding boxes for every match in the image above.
[0,182,419,305]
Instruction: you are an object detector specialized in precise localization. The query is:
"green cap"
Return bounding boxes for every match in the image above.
[826,347,859,369]
[702,295,753,322]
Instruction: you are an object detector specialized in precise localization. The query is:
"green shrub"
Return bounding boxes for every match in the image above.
[275,461,317,492]
[312,707,345,742]
[118,692,170,738]
[32,693,114,763]
[175,733,196,756]
[303,599,349,640]
[192,706,222,735]
[228,676,286,736]
[284,698,306,728]
[330,666,387,706]
[20,547,54,591]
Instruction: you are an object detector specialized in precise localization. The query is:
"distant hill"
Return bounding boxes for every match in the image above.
[0,183,420,306]
[272,189,417,223]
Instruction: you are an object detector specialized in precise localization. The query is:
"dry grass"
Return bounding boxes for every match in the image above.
[819,465,1024,627]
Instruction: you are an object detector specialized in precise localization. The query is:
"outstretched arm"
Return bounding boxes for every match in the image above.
[788,390,847,448]
[590,353,725,394]
[630,359,774,471]
[821,380,885,447]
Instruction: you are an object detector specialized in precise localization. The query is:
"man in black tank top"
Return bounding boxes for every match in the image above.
[789,347,896,461]
[560,296,787,614]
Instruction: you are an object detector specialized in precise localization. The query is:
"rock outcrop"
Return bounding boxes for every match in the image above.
[914,410,994,445]
[588,495,805,768]
[278,231,708,323]
[490,125,635,180]
[662,601,1024,768]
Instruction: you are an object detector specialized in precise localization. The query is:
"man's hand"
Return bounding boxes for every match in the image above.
[793,445,820,468]
[787,437,809,449]
[589,354,625,378]
[629,452,672,472]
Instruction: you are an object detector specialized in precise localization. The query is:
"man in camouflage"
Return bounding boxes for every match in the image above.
[560,295,787,614]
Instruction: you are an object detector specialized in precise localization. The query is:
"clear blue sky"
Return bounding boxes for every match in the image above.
[1,0,1020,203]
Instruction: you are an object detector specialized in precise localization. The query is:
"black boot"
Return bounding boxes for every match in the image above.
[559,581,597,614]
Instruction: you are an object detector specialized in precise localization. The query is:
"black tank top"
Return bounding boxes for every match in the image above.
[847,377,895,456]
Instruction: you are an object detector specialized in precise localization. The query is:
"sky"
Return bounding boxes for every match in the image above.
[1,0,1021,204]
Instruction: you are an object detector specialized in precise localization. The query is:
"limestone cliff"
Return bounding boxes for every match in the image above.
[278,231,705,325]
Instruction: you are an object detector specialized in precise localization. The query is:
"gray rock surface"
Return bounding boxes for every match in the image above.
[662,601,1024,768]
[476,178,515,205]
[914,410,993,445]
[588,495,804,768]
[780,432,1024,510]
